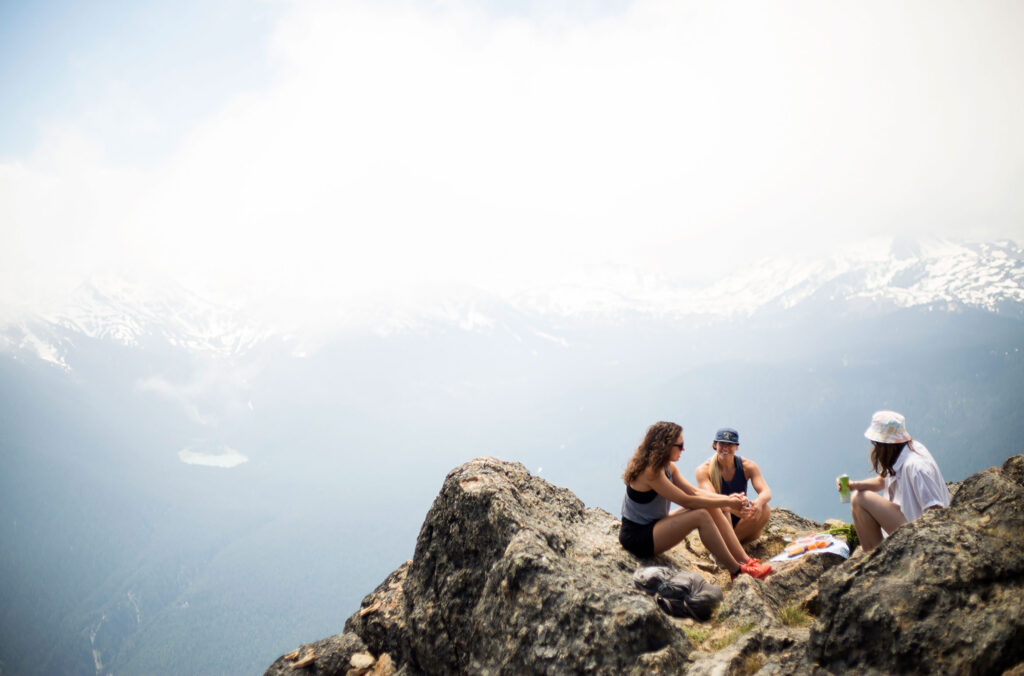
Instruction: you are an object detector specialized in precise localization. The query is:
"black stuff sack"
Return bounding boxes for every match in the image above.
[632,566,723,621]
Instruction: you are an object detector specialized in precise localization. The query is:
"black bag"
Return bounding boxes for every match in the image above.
[632,566,723,621]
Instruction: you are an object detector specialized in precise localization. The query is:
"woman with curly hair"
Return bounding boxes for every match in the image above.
[840,410,951,553]
[620,421,773,579]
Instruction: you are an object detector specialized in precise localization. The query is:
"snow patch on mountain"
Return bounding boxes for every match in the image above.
[0,326,72,371]
[0,276,272,371]
[515,238,1024,319]
[0,238,1020,371]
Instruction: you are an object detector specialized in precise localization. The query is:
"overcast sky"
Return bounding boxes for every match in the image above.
[2,0,1023,322]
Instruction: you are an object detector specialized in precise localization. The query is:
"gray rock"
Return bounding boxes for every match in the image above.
[263,454,1024,676]
[343,563,413,668]
[809,454,1024,675]
[716,576,778,628]
[765,507,823,534]
[763,552,846,615]
[264,632,368,676]
[400,458,691,674]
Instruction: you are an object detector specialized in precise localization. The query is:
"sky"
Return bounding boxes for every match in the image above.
[2,0,1023,326]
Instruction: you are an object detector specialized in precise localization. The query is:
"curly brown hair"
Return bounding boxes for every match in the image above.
[871,439,913,477]
[623,421,682,485]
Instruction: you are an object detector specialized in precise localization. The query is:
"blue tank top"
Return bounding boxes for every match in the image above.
[718,456,748,496]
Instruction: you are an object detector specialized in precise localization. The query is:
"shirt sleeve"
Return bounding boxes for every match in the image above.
[902,461,950,517]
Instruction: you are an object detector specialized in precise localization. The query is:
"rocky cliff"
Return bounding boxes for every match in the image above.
[265,455,1024,675]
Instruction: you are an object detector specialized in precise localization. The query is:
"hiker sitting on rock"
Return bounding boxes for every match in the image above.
[695,427,771,544]
[619,421,774,579]
[839,410,951,553]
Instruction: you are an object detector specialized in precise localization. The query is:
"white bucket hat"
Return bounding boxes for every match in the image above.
[864,410,912,444]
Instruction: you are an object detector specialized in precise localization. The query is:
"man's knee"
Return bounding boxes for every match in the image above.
[758,503,771,526]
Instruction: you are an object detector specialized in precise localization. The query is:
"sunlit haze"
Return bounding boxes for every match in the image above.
[3,0,1022,330]
[3,5,1024,673]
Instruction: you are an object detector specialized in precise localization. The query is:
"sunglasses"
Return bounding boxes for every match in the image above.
[672,443,685,450]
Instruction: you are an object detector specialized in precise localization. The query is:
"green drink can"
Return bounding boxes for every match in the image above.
[839,474,850,503]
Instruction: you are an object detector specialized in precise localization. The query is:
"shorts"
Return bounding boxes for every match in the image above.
[731,513,740,528]
[619,517,656,558]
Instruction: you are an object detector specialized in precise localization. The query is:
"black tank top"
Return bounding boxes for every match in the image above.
[718,455,748,496]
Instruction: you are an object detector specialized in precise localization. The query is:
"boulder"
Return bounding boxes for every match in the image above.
[809,455,1024,675]
[343,563,411,665]
[264,455,1024,675]
[269,458,699,675]
[763,552,846,615]
[264,632,368,676]
[399,458,691,674]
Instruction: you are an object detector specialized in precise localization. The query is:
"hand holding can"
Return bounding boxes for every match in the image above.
[838,474,850,503]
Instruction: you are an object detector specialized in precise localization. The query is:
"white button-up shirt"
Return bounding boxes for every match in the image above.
[884,441,951,522]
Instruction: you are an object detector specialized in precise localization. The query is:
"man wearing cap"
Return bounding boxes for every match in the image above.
[840,411,951,552]
[696,428,772,544]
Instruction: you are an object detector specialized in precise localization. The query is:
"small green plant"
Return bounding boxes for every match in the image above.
[683,625,711,645]
[827,522,860,550]
[740,653,766,675]
[779,604,812,627]
[710,622,755,651]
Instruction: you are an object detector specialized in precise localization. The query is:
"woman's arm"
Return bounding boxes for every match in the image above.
[652,464,746,511]
[694,461,715,493]
[850,475,885,492]
[692,462,728,499]
[744,458,772,509]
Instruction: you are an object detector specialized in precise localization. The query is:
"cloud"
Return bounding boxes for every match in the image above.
[136,375,221,426]
[135,361,257,426]
[2,0,1022,322]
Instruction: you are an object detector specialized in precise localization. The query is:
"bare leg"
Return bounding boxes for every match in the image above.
[734,504,771,544]
[653,509,741,573]
[850,490,907,552]
[708,507,749,563]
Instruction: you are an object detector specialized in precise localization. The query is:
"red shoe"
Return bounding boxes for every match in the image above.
[739,558,774,580]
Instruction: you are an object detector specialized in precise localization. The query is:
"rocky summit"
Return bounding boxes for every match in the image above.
[265,456,1024,675]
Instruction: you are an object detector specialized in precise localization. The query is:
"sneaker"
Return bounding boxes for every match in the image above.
[730,557,761,580]
[739,558,774,580]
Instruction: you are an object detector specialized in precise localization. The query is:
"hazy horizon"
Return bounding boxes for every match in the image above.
[3,0,1024,323]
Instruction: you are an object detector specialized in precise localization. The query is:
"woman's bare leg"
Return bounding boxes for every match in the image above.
[708,507,749,562]
[653,509,741,572]
[850,490,907,552]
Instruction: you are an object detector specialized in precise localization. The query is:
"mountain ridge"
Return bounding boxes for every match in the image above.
[2,238,1022,372]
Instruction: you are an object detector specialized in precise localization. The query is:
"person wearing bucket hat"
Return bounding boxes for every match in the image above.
[619,422,774,580]
[837,411,951,553]
[696,428,773,544]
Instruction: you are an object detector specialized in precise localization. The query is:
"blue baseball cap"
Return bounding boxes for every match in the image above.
[714,428,740,444]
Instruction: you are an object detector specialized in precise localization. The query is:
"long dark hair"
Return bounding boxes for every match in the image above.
[871,439,914,477]
[623,421,682,485]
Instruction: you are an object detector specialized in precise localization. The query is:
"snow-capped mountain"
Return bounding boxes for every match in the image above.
[514,238,1024,319]
[0,278,270,370]
[1,238,1021,371]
